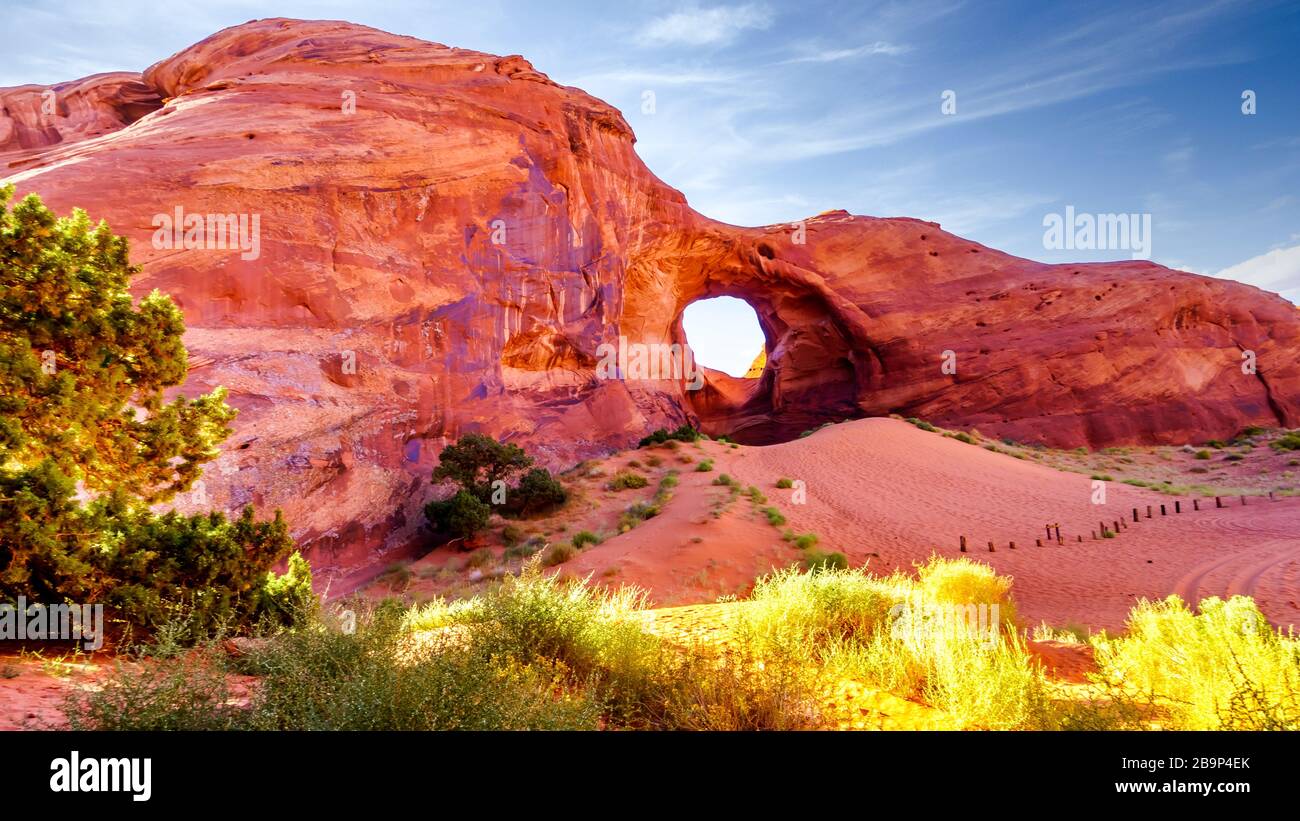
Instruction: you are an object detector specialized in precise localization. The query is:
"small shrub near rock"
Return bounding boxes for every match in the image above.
[803,549,848,571]
[618,501,661,533]
[542,542,578,567]
[638,425,701,448]
[501,524,525,545]
[504,537,543,561]
[608,472,649,491]
[1270,432,1300,452]
[258,552,319,628]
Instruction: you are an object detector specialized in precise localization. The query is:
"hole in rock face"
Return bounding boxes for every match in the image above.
[673,286,865,445]
[681,296,766,378]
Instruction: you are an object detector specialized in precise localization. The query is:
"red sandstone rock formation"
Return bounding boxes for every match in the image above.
[0,72,162,153]
[4,18,1298,575]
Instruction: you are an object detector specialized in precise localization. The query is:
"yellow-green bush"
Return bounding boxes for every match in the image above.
[917,626,1044,729]
[915,555,1018,626]
[741,565,896,650]
[740,558,1042,728]
[1093,595,1300,729]
[62,556,1300,732]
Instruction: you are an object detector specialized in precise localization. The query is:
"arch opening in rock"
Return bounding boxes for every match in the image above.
[670,269,865,445]
[681,296,767,378]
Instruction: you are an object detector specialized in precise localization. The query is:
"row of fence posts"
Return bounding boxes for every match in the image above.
[958,491,1278,553]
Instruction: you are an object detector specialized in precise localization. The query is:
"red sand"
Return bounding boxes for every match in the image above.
[7,418,1296,729]
[0,656,100,729]
[566,419,1300,632]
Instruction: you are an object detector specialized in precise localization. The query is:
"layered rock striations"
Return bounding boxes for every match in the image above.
[4,18,1298,572]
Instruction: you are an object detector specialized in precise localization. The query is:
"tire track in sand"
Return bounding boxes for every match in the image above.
[1226,540,1300,600]
[1171,539,1299,610]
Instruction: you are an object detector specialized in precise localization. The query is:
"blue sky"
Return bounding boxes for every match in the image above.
[682,297,766,375]
[5,0,1299,321]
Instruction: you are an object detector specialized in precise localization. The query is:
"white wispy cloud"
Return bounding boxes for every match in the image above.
[637,4,774,47]
[1214,243,1300,303]
[571,68,741,87]
[691,188,813,227]
[732,3,1251,165]
[1251,136,1300,151]
[781,41,911,63]
[1162,144,1195,176]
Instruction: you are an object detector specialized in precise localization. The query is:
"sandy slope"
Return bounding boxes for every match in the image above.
[565,418,1300,632]
[559,457,792,605]
[0,656,89,729]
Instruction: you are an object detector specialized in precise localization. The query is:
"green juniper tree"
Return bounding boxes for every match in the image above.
[430,433,532,504]
[0,185,306,637]
[425,433,567,538]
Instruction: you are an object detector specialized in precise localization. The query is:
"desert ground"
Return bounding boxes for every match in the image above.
[6,415,1298,729]
[353,417,1300,632]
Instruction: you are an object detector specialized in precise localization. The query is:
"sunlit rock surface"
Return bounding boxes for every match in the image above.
[4,18,1297,574]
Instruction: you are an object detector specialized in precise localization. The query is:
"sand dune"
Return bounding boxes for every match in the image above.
[566,418,1300,632]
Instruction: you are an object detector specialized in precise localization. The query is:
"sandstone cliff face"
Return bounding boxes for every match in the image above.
[0,72,162,153]
[4,18,1298,575]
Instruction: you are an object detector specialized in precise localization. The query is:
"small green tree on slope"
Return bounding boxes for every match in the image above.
[425,433,567,539]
